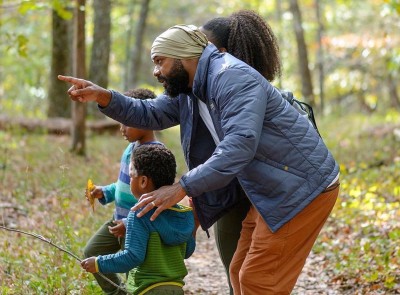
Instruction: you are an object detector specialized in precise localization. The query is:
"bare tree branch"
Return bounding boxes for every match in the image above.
[0,225,130,294]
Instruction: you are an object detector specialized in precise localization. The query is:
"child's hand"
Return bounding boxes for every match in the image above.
[108,220,126,238]
[85,186,104,202]
[90,186,104,199]
[81,257,97,273]
[85,180,103,212]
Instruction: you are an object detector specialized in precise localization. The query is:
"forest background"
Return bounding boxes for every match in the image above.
[0,0,399,294]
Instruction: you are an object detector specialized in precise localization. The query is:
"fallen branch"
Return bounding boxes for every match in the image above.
[0,115,120,135]
[0,225,130,294]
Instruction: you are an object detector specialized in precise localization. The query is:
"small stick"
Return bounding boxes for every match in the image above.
[0,225,130,294]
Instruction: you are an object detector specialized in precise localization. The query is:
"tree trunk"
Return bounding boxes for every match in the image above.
[130,0,151,88]
[123,0,137,91]
[71,0,87,156]
[289,0,315,106]
[47,9,72,118]
[315,0,325,115]
[388,73,400,108]
[88,0,111,119]
[274,0,283,89]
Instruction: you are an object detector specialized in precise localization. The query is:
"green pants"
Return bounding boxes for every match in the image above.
[213,197,250,295]
[84,219,126,295]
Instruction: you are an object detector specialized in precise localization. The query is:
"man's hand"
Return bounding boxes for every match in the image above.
[81,257,97,273]
[131,182,187,221]
[108,220,126,238]
[57,75,111,107]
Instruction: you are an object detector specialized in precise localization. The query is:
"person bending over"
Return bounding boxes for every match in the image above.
[60,24,339,294]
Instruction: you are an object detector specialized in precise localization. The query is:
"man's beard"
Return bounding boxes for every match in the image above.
[159,60,191,98]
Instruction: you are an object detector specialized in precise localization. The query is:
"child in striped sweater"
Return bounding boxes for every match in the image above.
[81,144,196,295]
[84,88,163,294]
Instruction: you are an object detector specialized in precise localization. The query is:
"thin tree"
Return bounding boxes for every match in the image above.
[123,0,137,91]
[130,0,151,88]
[71,0,87,156]
[315,0,325,114]
[388,73,400,108]
[274,0,283,89]
[88,0,111,118]
[47,8,72,118]
[289,0,315,106]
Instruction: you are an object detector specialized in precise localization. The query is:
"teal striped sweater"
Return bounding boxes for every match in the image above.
[99,141,162,220]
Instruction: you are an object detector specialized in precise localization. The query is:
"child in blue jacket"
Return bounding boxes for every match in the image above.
[81,144,195,295]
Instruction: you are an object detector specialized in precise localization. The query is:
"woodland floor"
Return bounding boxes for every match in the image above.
[183,228,399,295]
[1,121,400,294]
[3,203,398,295]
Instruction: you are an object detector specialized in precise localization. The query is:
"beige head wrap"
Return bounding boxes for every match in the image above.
[151,24,209,60]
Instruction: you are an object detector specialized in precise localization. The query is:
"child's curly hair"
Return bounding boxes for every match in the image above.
[132,145,176,189]
[124,88,156,100]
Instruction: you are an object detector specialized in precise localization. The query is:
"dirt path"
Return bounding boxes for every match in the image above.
[183,228,342,295]
[184,228,230,295]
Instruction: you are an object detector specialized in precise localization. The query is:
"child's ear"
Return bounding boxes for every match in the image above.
[140,175,148,189]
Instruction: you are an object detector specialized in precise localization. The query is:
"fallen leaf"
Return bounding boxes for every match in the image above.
[86,179,95,212]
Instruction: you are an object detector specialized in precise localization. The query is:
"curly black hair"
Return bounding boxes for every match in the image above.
[124,88,156,100]
[202,10,281,82]
[201,16,231,50]
[132,144,176,189]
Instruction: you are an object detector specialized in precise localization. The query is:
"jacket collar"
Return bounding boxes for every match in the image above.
[192,44,219,103]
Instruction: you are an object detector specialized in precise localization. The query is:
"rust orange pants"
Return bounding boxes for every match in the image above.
[229,185,339,295]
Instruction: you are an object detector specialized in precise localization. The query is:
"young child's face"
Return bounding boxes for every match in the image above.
[120,124,145,143]
[129,161,141,199]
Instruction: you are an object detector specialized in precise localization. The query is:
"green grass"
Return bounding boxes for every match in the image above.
[0,111,399,293]
[0,126,185,294]
[315,110,400,291]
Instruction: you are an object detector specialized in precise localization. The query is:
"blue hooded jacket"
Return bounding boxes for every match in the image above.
[100,44,339,233]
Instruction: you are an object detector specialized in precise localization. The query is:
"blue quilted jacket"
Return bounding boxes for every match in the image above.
[100,44,339,233]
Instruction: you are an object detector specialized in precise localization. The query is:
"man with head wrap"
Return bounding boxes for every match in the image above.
[149,25,207,98]
[59,24,339,294]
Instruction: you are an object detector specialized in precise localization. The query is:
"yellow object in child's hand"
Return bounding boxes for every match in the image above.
[86,179,95,212]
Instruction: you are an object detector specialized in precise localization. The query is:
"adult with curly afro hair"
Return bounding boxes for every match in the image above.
[199,10,283,294]
[199,11,331,295]
[201,10,281,82]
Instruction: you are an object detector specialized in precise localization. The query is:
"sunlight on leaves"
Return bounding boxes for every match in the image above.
[349,187,362,198]
[17,34,28,57]
[18,1,38,15]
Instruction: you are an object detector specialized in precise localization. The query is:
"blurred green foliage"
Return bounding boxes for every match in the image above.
[1,0,399,117]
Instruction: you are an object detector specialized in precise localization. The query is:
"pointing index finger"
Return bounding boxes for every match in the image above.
[58,75,85,88]
[57,75,74,83]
